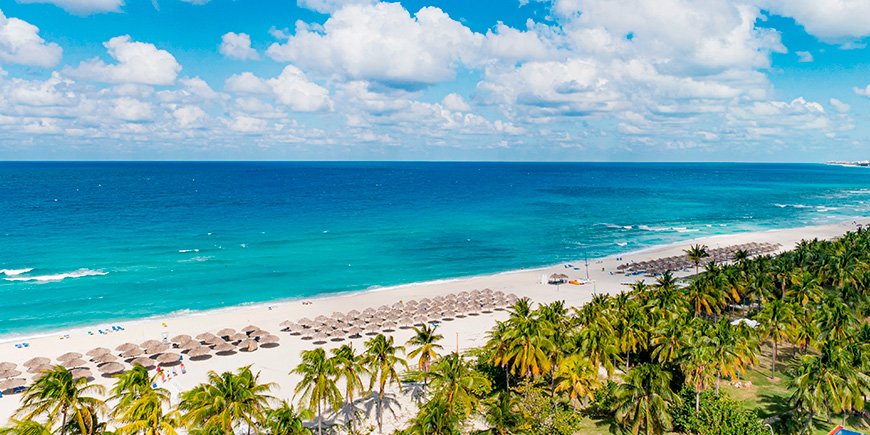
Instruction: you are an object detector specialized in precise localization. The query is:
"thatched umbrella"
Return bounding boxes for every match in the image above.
[362,307,377,316]
[240,339,259,352]
[93,354,118,364]
[346,326,363,337]
[156,353,180,365]
[0,369,22,379]
[206,336,227,346]
[27,364,52,374]
[213,343,235,354]
[187,346,210,358]
[131,357,155,368]
[180,340,201,351]
[195,332,217,341]
[0,378,26,391]
[216,328,236,338]
[0,362,16,371]
[121,348,143,358]
[259,335,280,345]
[71,368,92,380]
[115,343,138,352]
[140,340,163,349]
[57,352,83,362]
[288,324,306,335]
[241,325,260,333]
[98,362,125,375]
[61,358,86,368]
[298,317,313,327]
[145,344,170,355]
[381,320,398,331]
[171,335,192,345]
[279,320,296,330]
[86,348,111,358]
[248,329,269,339]
[229,332,248,341]
[347,310,361,319]
[312,332,328,344]
[23,357,49,368]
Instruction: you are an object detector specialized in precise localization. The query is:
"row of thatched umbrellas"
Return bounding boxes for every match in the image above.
[279,289,519,344]
[2,325,281,392]
[617,242,782,275]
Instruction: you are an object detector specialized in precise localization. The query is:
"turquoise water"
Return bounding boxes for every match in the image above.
[2,162,870,335]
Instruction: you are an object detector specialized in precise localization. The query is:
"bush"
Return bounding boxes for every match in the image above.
[671,388,768,435]
[584,380,618,419]
[510,379,583,435]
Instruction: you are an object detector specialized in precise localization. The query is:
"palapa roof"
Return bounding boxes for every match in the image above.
[27,364,52,374]
[61,358,86,368]
[57,352,83,362]
[195,332,217,341]
[86,347,111,358]
[23,357,49,367]
[116,343,139,352]
[213,343,235,353]
[0,362,16,371]
[71,368,92,380]
[121,348,143,358]
[216,328,236,337]
[145,344,170,355]
[93,353,118,364]
[140,339,163,348]
[98,362,125,374]
[0,369,22,379]
[171,335,192,344]
[259,334,279,344]
[240,339,258,352]
[241,325,259,333]
[0,378,26,390]
[187,346,210,358]
[156,353,180,364]
[131,357,155,367]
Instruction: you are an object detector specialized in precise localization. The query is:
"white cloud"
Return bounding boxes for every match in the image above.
[796,51,813,62]
[17,0,123,15]
[854,84,870,97]
[295,0,373,14]
[267,65,332,112]
[66,35,181,85]
[225,72,271,94]
[0,10,63,67]
[267,3,482,87]
[441,93,471,112]
[224,114,267,133]
[179,0,208,4]
[172,105,206,127]
[219,32,259,60]
[112,97,152,121]
[760,0,870,44]
[829,98,850,113]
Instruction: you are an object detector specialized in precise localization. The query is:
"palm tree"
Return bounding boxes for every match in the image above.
[425,353,491,418]
[681,321,715,416]
[403,397,461,435]
[179,366,276,435]
[484,321,512,388]
[755,299,795,379]
[0,420,52,435]
[708,317,756,394]
[261,401,312,435]
[788,270,823,307]
[685,244,709,274]
[481,392,519,435]
[684,277,721,318]
[650,316,685,364]
[612,364,680,435]
[292,348,341,435]
[815,295,858,343]
[406,324,444,381]
[110,364,179,435]
[553,354,600,410]
[614,298,648,372]
[364,334,407,433]
[330,344,367,433]
[15,365,106,435]
[576,315,617,378]
[503,298,554,379]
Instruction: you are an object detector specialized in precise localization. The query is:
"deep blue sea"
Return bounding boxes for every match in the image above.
[2,162,870,335]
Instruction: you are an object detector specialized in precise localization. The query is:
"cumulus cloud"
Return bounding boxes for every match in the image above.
[854,84,870,97]
[829,98,850,113]
[225,66,331,112]
[760,0,870,44]
[225,72,271,94]
[66,35,181,85]
[17,0,123,15]
[111,97,152,121]
[0,10,63,67]
[295,0,373,14]
[441,93,471,112]
[796,51,813,62]
[219,32,258,60]
[267,3,482,87]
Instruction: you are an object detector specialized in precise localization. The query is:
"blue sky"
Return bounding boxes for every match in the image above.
[0,0,869,161]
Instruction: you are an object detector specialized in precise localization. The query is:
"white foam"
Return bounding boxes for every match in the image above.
[773,203,813,209]
[0,268,33,276]
[178,249,200,253]
[637,225,669,232]
[4,268,108,283]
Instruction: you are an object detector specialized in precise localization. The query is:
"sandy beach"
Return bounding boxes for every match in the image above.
[0,219,866,431]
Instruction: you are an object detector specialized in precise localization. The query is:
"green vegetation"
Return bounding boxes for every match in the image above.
[4,229,870,434]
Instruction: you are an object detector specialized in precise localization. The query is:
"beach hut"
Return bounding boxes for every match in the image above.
[98,362,125,375]
[23,357,49,368]
[57,352,83,362]
[548,273,569,285]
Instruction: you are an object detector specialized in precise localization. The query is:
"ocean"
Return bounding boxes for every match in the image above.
[2,162,869,336]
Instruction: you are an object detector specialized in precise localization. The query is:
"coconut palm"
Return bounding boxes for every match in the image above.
[179,366,276,435]
[111,363,179,435]
[291,348,341,435]
[404,397,461,435]
[261,401,312,435]
[406,324,444,380]
[553,354,600,410]
[0,420,52,435]
[330,344,367,433]
[684,277,722,318]
[685,244,709,274]
[612,364,680,435]
[485,321,512,388]
[15,365,106,435]
[788,270,823,307]
[680,320,715,416]
[576,315,617,378]
[503,299,554,378]
[815,295,858,343]
[110,364,154,410]
[425,353,491,419]
[755,298,795,379]
[364,334,407,433]
[650,315,685,364]
[480,392,519,435]
[708,317,756,394]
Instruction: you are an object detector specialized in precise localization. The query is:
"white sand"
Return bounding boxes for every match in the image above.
[0,219,865,431]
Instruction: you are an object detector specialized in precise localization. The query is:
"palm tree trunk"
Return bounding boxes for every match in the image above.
[695,390,700,417]
[60,408,68,435]
[800,411,814,435]
[505,369,510,389]
[716,372,720,395]
[771,340,777,380]
[377,389,384,434]
[625,352,630,373]
[346,389,354,434]
[317,400,322,435]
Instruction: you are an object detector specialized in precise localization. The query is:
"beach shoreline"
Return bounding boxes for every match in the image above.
[0,218,867,429]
